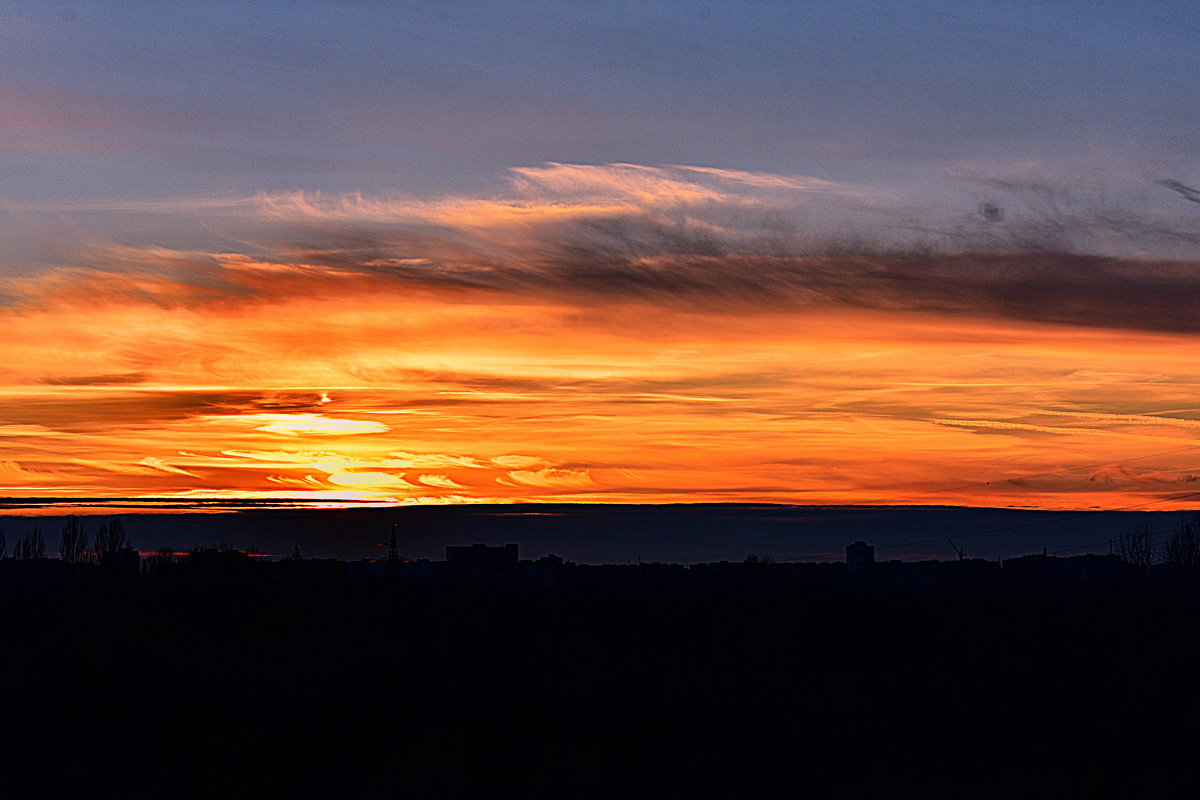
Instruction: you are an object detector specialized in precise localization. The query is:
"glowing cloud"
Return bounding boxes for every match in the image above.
[327,472,414,489]
[244,415,391,437]
[3,163,1200,512]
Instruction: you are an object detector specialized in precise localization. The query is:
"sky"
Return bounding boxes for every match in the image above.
[3,0,1200,513]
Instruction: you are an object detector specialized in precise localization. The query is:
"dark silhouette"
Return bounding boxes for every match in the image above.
[180,543,255,581]
[846,539,874,576]
[92,518,128,561]
[1163,514,1200,567]
[446,542,519,564]
[387,523,399,564]
[14,526,45,559]
[59,515,88,564]
[5,546,1200,798]
[3,524,1200,796]
[1118,522,1155,567]
[143,548,174,576]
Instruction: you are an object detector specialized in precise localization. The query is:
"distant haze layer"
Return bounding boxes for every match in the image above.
[0,505,1189,565]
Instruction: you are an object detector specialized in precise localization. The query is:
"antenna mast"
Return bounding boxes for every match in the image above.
[387,523,399,563]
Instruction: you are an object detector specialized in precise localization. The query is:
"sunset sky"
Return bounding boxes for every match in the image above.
[3,1,1200,512]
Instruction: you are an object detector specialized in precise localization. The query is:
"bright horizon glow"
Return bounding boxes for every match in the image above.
[3,175,1200,514]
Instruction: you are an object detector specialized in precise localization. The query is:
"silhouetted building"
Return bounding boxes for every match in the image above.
[523,553,564,587]
[846,541,874,576]
[98,547,141,579]
[446,543,518,565]
[182,547,255,580]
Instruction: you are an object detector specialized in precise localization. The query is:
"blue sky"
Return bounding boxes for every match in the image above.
[3,0,1197,204]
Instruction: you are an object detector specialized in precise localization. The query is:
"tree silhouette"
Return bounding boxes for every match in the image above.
[1163,515,1200,567]
[144,548,174,576]
[59,515,89,564]
[93,519,128,561]
[16,527,46,560]
[0,526,6,559]
[1117,523,1154,567]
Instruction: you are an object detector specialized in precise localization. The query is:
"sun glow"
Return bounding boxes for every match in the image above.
[3,165,1200,513]
[245,414,391,437]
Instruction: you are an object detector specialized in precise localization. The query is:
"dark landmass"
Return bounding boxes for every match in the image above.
[4,539,1200,796]
[1,502,1194,563]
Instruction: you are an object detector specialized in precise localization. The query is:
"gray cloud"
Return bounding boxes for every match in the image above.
[233,165,1200,332]
[14,163,1200,334]
[277,221,1200,334]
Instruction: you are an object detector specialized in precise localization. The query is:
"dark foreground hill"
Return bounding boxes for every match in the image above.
[5,574,1200,797]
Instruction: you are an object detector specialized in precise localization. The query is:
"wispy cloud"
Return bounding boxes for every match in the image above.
[8,163,1197,334]
[3,164,1200,510]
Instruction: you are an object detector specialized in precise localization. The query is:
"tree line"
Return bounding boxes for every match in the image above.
[1117,514,1200,567]
[2,513,1200,569]
[0,516,130,563]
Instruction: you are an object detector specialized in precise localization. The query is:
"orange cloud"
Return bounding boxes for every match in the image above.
[3,164,1200,513]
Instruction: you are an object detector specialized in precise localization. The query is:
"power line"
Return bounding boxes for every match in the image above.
[1051,529,1170,557]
